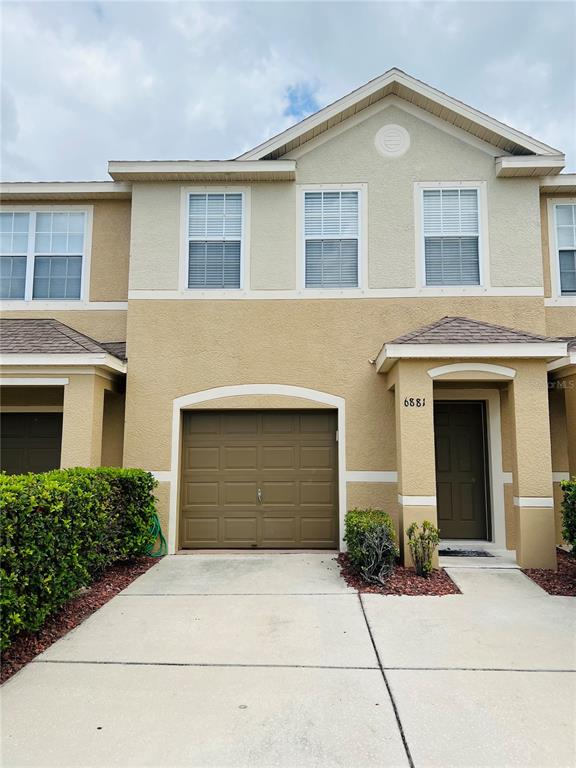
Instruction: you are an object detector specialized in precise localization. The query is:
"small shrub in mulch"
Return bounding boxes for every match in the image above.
[337,553,460,596]
[523,549,576,596]
[1,556,158,685]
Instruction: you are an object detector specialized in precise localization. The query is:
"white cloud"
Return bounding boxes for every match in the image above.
[1,1,574,179]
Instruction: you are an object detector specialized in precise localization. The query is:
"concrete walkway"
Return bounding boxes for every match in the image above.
[2,555,575,768]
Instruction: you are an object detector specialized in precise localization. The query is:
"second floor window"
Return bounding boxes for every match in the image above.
[188,193,243,289]
[423,188,480,286]
[555,204,576,295]
[0,211,85,300]
[304,190,359,288]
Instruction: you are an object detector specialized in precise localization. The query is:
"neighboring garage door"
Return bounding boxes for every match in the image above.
[0,413,63,474]
[180,410,338,549]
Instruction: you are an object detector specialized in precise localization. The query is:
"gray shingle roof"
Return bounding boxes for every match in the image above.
[388,316,557,345]
[0,319,126,360]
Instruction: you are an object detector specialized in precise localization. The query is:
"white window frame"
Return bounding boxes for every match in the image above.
[297,183,368,292]
[414,181,490,293]
[179,186,250,294]
[0,205,93,305]
[546,197,576,307]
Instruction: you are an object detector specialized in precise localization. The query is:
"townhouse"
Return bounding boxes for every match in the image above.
[1,69,574,567]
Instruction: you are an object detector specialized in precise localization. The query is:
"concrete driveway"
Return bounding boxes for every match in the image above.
[2,555,575,768]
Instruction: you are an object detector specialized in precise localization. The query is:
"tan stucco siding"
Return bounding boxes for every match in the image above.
[0,310,127,341]
[128,104,545,295]
[549,386,569,471]
[89,201,131,301]
[123,296,546,473]
[291,104,543,289]
[545,307,576,337]
[129,183,181,291]
[347,482,399,538]
[250,184,296,289]
[101,391,125,467]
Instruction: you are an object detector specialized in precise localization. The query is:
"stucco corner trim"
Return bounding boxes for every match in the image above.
[427,362,517,379]
[513,497,554,508]
[398,495,437,506]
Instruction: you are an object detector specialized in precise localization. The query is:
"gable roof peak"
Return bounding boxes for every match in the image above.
[238,69,563,163]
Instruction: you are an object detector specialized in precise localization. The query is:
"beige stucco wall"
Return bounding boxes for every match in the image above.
[128,103,544,293]
[101,391,125,467]
[89,201,131,301]
[291,104,543,289]
[0,310,127,342]
[347,482,400,539]
[129,183,181,290]
[123,296,547,472]
[549,385,569,471]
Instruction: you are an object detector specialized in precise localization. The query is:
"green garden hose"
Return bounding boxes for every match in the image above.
[146,512,167,557]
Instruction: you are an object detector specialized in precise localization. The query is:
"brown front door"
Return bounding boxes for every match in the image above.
[180,410,338,549]
[434,401,490,540]
[0,412,63,474]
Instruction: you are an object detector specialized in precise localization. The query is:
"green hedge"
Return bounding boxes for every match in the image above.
[0,468,158,649]
[344,508,398,585]
[561,478,576,556]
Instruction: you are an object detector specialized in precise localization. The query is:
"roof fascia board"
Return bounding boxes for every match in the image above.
[238,69,561,161]
[0,353,127,374]
[496,156,565,177]
[376,341,568,373]
[107,160,295,180]
[0,182,132,199]
[285,96,505,160]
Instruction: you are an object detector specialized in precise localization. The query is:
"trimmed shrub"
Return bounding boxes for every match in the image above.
[344,508,398,586]
[560,478,576,556]
[406,520,440,577]
[0,468,158,649]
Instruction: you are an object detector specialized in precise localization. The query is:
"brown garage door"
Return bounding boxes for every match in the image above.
[0,412,62,474]
[180,410,338,549]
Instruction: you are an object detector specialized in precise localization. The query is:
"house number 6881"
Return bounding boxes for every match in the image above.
[404,397,426,407]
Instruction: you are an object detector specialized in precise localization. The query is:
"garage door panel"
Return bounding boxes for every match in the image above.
[261,517,296,544]
[222,412,259,434]
[0,413,62,475]
[224,482,258,506]
[300,481,334,506]
[180,410,338,549]
[186,446,220,470]
[300,445,333,470]
[301,517,335,545]
[184,481,219,506]
[223,446,258,470]
[299,412,335,433]
[224,517,258,542]
[185,412,220,436]
[261,412,296,434]
[185,518,219,545]
[260,445,295,469]
[261,481,297,506]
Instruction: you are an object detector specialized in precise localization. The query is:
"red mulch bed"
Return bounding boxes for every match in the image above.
[1,556,159,685]
[337,554,460,596]
[523,548,576,596]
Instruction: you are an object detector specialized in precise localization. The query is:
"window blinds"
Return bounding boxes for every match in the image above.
[304,191,359,288]
[188,193,242,288]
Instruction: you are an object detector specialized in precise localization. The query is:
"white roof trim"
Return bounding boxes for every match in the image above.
[548,348,576,372]
[238,68,561,161]
[0,353,127,374]
[376,341,568,372]
[0,182,132,198]
[496,156,565,177]
[108,160,295,180]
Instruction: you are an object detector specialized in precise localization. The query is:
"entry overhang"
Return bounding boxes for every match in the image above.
[375,341,568,373]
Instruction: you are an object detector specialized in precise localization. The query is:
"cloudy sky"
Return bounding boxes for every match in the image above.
[1,1,575,181]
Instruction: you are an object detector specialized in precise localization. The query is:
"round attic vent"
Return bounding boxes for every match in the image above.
[374,124,410,158]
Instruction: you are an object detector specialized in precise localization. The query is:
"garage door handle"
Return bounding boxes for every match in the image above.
[257,488,263,505]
